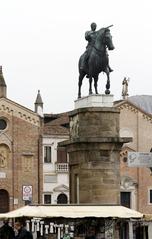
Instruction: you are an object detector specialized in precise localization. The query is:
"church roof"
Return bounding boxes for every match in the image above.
[114,95,152,116]
[43,112,69,135]
[43,125,69,135]
[127,95,152,115]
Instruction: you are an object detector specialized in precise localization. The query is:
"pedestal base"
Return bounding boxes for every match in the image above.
[75,94,114,109]
[60,95,132,205]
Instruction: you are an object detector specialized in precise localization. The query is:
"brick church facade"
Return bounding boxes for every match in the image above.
[0,67,69,213]
[0,67,43,212]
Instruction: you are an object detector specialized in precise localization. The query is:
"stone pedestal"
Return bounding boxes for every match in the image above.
[75,94,114,109]
[60,95,131,204]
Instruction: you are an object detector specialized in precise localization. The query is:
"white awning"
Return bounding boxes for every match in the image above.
[0,205,143,219]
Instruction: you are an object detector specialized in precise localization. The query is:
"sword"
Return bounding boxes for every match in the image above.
[106,24,113,29]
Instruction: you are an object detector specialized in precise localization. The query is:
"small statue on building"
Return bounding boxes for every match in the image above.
[122,77,129,100]
[0,152,7,168]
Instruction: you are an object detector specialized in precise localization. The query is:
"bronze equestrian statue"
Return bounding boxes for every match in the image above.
[78,23,115,98]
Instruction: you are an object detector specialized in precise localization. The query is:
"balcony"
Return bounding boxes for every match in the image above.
[55,163,69,173]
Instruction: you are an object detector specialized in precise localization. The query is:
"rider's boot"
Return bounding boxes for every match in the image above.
[109,66,113,72]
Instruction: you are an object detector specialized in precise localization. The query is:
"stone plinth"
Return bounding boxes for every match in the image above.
[69,107,120,139]
[60,104,132,205]
[75,94,114,109]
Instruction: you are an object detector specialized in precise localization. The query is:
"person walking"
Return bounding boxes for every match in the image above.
[14,221,33,239]
[0,219,15,239]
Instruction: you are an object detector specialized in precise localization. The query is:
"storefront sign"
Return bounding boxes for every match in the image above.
[128,152,152,167]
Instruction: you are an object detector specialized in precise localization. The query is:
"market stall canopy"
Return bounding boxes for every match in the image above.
[143,214,152,221]
[0,205,46,218]
[0,213,8,218]
[0,205,143,219]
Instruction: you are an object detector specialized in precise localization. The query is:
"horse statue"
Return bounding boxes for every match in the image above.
[78,26,115,98]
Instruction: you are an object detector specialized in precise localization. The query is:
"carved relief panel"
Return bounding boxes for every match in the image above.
[70,115,79,139]
[0,144,10,168]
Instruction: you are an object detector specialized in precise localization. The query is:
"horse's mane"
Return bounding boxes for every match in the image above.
[95,27,110,43]
[96,27,107,35]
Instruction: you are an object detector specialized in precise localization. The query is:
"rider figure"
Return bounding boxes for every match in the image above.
[82,22,113,75]
[81,22,97,74]
[85,22,97,56]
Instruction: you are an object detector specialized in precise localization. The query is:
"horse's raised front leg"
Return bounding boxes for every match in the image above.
[105,69,110,95]
[89,77,93,95]
[78,72,86,98]
[94,76,99,94]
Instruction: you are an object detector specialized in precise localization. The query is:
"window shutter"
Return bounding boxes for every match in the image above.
[57,147,67,163]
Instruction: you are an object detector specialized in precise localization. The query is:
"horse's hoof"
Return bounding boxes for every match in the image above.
[105,89,110,95]
[78,95,81,99]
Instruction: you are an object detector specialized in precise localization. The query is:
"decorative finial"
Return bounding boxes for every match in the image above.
[34,89,43,116]
[0,66,2,74]
[0,66,7,97]
[122,77,129,100]
[35,90,43,104]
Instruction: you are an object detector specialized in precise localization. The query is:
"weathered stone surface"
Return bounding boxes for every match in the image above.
[69,107,120,139]
[62,105,131,204]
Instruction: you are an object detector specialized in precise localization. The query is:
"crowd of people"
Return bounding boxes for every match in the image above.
[0,219,33,239]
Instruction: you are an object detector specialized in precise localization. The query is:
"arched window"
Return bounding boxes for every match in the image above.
[0,189,9,213]
[57,193,68,204]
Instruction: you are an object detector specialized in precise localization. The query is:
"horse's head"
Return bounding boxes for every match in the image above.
[103,28,115,51]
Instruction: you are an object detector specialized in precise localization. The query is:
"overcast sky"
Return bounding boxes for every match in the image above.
[0,0,152,113]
